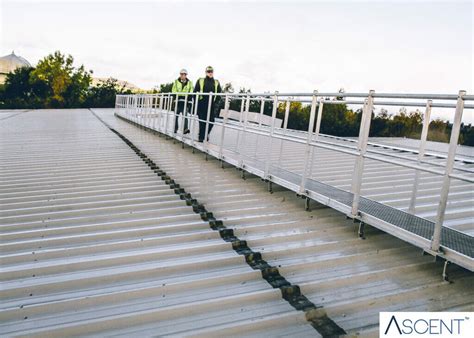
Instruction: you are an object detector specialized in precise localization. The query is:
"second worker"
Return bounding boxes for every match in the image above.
[194,66,222,142]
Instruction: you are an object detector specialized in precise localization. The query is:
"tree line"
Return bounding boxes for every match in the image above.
[1,51,472,146]
[0,51,133,109]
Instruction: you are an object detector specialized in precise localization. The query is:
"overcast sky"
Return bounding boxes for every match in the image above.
[0,0,473,121]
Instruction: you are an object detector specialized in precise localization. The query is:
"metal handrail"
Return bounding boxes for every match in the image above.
[115,89,473,262]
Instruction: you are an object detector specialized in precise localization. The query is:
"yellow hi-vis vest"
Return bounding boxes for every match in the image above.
[172,79,193,96]
[198,78,219,100]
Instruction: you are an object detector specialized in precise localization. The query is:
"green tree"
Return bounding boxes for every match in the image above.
[159,82,173,93]
[30,51,92,108]
[84,78,132,108]
[0,67,48,109]
[460,124,474,146]
[428,119,449,143]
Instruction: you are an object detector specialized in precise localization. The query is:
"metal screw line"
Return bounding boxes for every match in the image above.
[91,109,347,337]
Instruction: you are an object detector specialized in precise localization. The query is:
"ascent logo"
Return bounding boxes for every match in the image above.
[380,312,473,337]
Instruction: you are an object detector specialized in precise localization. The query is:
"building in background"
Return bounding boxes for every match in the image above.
[92,77,141,92]
[0,51,32,84]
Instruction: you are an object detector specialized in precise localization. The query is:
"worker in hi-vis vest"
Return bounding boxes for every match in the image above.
[193,66,222,142]
[172,69,193,134]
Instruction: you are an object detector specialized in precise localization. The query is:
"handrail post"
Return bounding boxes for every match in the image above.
[204,93,213,151]
[172,93,179,135]
[182,94,189,138]
[191,93,199,149]
[142,95,146,127]
[132,95,135,120]
[124,95,128,117]
[258,97,265,127]
[307,99,324,179]
[163,93,167,133]
[254,97,266,159]
[219,94,230,160]
[149,95,153,128]
[237,95,250,168]
[133,95,138,123]
[146,96,150,128]
[283,99,290,130]
[165,93,171,135]
[264,91,279,179]
[277,99,291,168]
[135,95,139,123]
[125,95,127,116]
[431,90,465,252]
[235,97,245,153]
[144,95,147,126]
[408,99,432,213]
[138,95,142,124]
[148,95,153,128]
[351,90,375,217]
[299,90,318,194]
[146,95,151,127]
[158,94,164,133]
[152,95,158,131]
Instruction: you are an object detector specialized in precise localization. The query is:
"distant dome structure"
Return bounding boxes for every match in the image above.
[0,51,32,84]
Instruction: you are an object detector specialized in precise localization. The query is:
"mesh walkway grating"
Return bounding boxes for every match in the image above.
[274,167,474,259]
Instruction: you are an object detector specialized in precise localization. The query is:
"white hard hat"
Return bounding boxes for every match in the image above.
[180,69,188,74]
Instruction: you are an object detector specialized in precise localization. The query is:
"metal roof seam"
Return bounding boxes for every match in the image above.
[91,109,347,337]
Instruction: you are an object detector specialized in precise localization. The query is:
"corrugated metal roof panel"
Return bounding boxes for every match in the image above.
[1,108,473,337]
[97,108,473,334]
[0,109,316,336]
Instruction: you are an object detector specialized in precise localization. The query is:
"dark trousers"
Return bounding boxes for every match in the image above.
[174,100,190,133]
[197,100,215,141]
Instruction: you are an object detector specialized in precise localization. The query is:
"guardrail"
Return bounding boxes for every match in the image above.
[115,90,473,272]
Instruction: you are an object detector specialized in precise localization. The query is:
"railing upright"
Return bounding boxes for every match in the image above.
[234,97,245,153]
[408,99,433,213]
[141,95,145,124]
[156,94,162,132]
[182,94,189,138]
[219,94,230,160]
[277,99,291,168]
[351,90,375,217]
[307,99,324,179]
[204,93,214,151]
[165,93,171,135]
[431,90,466,252]
[171,93,178,135]
[149,95,154,128]
[142,96,146,126]
[191,93,199,149]
[258,97,265,127]
[122,96,126,117]
[133,95,138,123]
[254,97,266,160]
[139,95,143,124]
[237,95,251,167]
[146,96,150,128]
[264,92,279,179]
[299,90,318,194]
[152,95,157,131]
